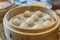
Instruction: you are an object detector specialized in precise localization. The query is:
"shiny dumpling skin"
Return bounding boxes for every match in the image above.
[24,10,32,17]
[19,23,29,29]
[12,18,20,26]
[26,18,35,26]
[43,20,51,27]
[35,11,43,18]
[32,24,43,29]
[43,14,52,21]
[31,14,39,21]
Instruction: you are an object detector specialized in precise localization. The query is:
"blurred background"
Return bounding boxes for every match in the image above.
[14,0,60,9]
[0,0,60,9]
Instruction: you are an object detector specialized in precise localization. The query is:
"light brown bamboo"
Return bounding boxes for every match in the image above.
[3,6,60,40]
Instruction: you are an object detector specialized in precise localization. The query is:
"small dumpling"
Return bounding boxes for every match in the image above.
[12,18,20,26]
[43,14,52,21]
[19,23,29,29]
[35,11,43,18]
[31,14,39,21]
[26,18,35,26]
[43,20,51,27]
[24,10,32,17]
[32,24,43,29]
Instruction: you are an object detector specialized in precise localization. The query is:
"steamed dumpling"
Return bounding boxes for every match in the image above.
[20,23,29,29]
[31,14,39,21]
[26,18,35,26]
[12,18,20,26]
[35,11,43,17]
[32,24,43,29]
[43,20,51,27]
[43,14,52,21]
[24,10,32,17]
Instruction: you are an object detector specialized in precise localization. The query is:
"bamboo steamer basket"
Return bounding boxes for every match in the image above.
[55,10,60,32]
[0,0,15,23]
[3,6,60,40]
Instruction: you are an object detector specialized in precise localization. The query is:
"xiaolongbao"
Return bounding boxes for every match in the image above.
[31,14,39,21]
[26,18,35,26]
[35,11,43,18]
[43,14,52,21]
[43,20,51,27]
[12,18,20,26]
[20,23,29,29]
[32,24,43,29]
[24,10,32,17]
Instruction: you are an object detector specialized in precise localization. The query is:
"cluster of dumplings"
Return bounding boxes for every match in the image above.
[9,10,54,29]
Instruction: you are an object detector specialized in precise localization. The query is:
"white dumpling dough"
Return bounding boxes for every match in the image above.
[31,14,39,21]
[12,18,20,26]
[32,24,43,29]
[20,23,29,29]
[43,20,51,27]
[24,10,32,17]
[35,11,43,17]
[26,18,35,26]
[43,14,52,21]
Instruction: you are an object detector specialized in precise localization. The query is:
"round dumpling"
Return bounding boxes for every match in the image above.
[43,20,51,27]
[31,14,39,21]
[32,24,43,29]
[12,18,20,26]
[35,11,43,17]
[43,14,52,21]
[26,18,35,26]
[19,23,29,29]
[24,10,32,17]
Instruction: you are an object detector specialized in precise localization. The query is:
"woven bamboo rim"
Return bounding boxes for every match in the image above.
[55,10,60,32]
